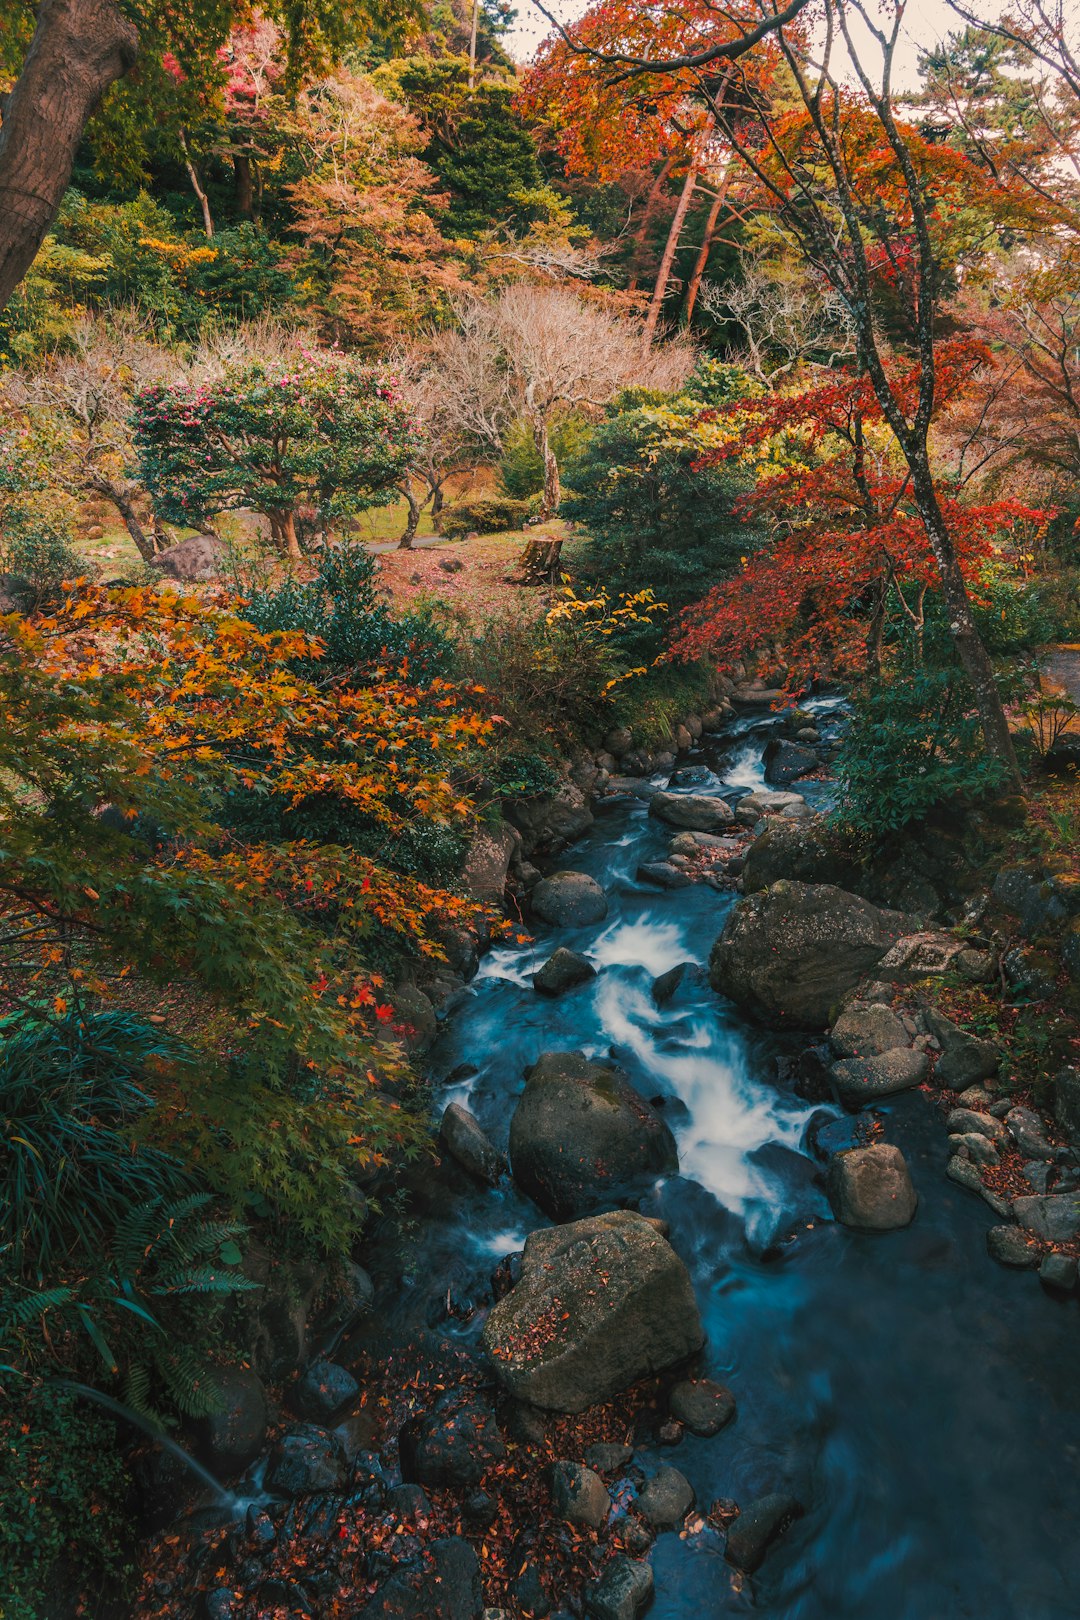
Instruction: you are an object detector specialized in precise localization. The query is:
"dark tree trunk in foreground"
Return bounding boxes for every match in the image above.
[0,0,139,311]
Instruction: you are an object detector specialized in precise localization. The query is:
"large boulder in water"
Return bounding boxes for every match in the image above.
[763,737,819,786]
[483,1210,704,1412]
[509,1051,678,1219]
[531,871,608,927]
[826,1143,917,1230]
[649,791,734,833]
[709,881,915,1029]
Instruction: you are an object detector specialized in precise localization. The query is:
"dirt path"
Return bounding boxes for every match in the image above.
[1043,644,1080,708]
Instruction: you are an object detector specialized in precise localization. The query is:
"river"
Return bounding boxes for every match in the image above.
[360,702,1080,1620]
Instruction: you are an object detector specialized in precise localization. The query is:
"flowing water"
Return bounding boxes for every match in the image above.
[362,703,1080,1620]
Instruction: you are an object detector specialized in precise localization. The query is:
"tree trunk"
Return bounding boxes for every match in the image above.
[534,416,561,520]
[267,509,302,562]
[88,473,157,562]
[233,152,254,222]
[0,0,139,312]
[643,145,703,346]
[682,163,731,325]
[627,155,675,292]
[398,481,421,549]
[908,453,1021,781]
[180,131,214,239]
[515,538,564,584]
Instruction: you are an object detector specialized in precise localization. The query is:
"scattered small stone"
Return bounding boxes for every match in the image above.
[637,860,692,890]
[946,1108,1006,1145]
[635,1465,694,1529]
[829,1004,911,1058]
[1012,1192,1080,1243]
[385,1484,432,1521]
[948,1132,1000,1166]
[668,1378,737,1437]
[656,1419,684,1446]
[1006,1107,1056,1162]
[725,1492,804,1573]
[987,1225,1040,1269]
[586,1557,654,1620]
[830,1048,930,1103]
[204,1591,235,1620]
[513,1564,551,1619]
[951,1158,1013,1215]
[956,1086,996,1111]
[620,1518,654,1555]
[439,556,465,573]
[269,1425,347,1496]
[550,1461,610,1530]
[1039,1253,1078,1293]
[923,1008,1001,1089]
[585,1441,634,1473]
[709,1498,740,1527]
[1022,1161,1053,1194]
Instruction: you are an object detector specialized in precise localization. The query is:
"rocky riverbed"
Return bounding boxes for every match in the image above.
[133,700,1080,1620]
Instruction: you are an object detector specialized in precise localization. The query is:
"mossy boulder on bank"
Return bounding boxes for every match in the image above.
[483,1210,704,1412]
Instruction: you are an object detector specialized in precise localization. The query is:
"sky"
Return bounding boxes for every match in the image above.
[503,0,994,88]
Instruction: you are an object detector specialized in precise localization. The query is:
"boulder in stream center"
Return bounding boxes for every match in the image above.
[826,1143,917,1229]
[762,737,819,786]
[635,1465,694,1529]
[725,1493,804,1573]
[482,1210,704,1412]
[649,792,735,833]
[509,1051,678,1220]
[829,1047,930,1104]
[534,948,597,996]
[709,882,915,1028]
[439,1103,507,1185]
[668,1378,736,1436]
[531,871,609,927]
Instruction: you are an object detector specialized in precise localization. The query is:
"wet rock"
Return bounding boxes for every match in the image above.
[734,790,809,826]
[945,1108,1006,1145]
[509,1052,678,1221]
[1053,1066,1080,1147]
[923,1009,1001,1089]
[636,860,692,889]
[462,824,521,902]
[1012,1193,1080,1242]
[358,1536,482,1620]
[807,1111,874,1160]
[948,1131,1000,1166]
[269,1425,347,1495]
[1022,1161,1053,1194]
[505,784,593,857]
[725,1493,804,1573]
[585,1441,634,1473]
[586,1556,654,1620]
[439,1103,507,1186]
[194,1366,269,1476]
[483,1210,704,1413]
[531,871,608,927]
[549,1461,610,1529]
[709,882,915,1029]
[392,983,438,1054]
[829,1004,911,1059]
[1039,1253,1078,1293]
[512,1562,550,1618]
[986,1225,1041,1268]
[763,737,819,786]
[670,765,712,787]
[829,1048,930,1104]
[533,947,597,997]
[651,962,703,1005]
[741,817,858,895]
[152,534,227,582]
[295,1359,359,1424]
[398,1392,506,1488]
[1006,1106,1056,1161]
[204,1591,235,1620]
[826,1143,917,1230]
[635,1465,694,1529]
[649,792,735,833]
[668,1378,736,1437]
[605,727,633,755]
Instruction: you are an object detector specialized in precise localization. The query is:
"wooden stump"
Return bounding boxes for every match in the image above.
[514,537,563,585]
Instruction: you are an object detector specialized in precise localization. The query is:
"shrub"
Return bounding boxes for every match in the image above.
[833,666,1010,837]
[562,398,762,617]
[0,509,86,604]
[133,355,418,558]
[438,495,532,538]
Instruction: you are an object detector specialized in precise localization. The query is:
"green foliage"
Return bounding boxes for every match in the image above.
[562,397,762,619]
[0,509,85,604]
[439,494,532,537]
[497,413,591,499]
[460,606,621,751]
[378,56,542,239]
[974,566,1080,653]
[612,660,717,750]
[134,355,419,539]
[683,356,763,407]
[833,666,1010,836]
[0,1012,194,1277]
[0,1386,133,1620]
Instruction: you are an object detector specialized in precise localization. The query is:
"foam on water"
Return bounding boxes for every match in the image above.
[722,736,768,792]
